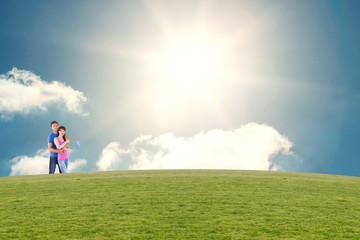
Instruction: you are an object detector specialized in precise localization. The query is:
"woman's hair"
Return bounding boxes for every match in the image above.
[57,126,67,140]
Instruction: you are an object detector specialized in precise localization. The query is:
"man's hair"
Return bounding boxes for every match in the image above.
[50,121,58,126]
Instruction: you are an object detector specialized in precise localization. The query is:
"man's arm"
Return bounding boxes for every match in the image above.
[48,142,63,154]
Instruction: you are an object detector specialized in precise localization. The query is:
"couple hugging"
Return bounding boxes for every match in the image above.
[48,121,70,174]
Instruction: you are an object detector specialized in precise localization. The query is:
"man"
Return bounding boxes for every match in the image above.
[48,121,63,174]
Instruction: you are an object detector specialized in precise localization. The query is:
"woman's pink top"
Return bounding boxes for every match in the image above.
[57,138,69,161]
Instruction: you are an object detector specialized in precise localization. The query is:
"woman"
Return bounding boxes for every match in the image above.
[54,126,70,173]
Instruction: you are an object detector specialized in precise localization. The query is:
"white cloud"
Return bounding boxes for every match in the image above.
[0,68,88,118]
[96,123,296,172]
[97,142,130,171]
[9,149,87,176]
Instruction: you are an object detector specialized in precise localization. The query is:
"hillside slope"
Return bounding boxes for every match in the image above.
[1,170,359,239]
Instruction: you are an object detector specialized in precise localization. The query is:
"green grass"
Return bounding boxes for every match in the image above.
[0,170,359,239]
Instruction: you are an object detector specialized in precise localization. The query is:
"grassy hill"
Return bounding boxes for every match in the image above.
[0,170,359,239]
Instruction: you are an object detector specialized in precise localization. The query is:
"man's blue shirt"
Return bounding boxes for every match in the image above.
[48,132,58,157]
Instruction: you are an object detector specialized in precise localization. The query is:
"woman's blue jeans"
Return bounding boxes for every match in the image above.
[58,159,68,173]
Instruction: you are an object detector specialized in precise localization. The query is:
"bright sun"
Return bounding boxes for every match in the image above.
[136,6,257,126]
[142,32,232,126]
[152,33,223,90]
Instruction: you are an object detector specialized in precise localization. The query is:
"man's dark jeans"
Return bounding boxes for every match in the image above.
[49,156,62,174]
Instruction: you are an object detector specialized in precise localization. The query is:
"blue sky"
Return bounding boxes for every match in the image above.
[0,0,359,177]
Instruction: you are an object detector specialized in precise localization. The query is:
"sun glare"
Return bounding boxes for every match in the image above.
[142,31,234,127]
[152,34,222,90]
[136,2,263,127]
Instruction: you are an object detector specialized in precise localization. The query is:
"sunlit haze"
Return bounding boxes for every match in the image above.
[0,0,359,177]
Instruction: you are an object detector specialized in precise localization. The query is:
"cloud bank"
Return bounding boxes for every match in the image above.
[97,123,294,171]
[9,149,87,176]
[0,68,88,118]
[8,123,296,176]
